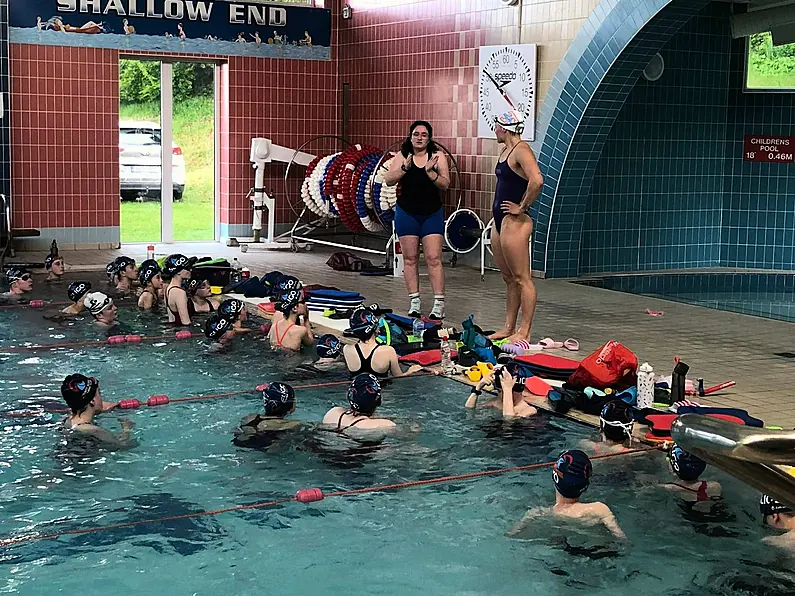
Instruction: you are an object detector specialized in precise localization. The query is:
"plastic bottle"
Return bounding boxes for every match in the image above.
[440,328,453,373]
[231,258,242,283]
[241,267,251,280]
[147,244,155,261]
[637,362,655,409]
[412,318,424,343]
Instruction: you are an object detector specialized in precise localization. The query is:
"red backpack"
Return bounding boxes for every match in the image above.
[567,341,638,390]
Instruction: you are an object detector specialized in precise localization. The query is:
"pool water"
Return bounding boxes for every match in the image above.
[575,272,795,323]
[1,273,794,595]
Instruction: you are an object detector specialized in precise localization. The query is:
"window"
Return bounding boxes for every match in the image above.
[747,32,795,90]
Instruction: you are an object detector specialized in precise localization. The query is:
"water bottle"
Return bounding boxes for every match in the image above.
[440,328,453,374]
[637,362,655,409]
[231,258,242,283]
[412,318,424,343]
[146,244,155,261]
[241,267,251,280]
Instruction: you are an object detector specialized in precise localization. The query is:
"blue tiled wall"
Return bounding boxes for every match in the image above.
[580,2,795,274]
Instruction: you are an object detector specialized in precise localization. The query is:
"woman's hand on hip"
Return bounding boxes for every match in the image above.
[501,201,524,216]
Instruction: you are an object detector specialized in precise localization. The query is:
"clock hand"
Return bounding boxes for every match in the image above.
[486,70,517,110]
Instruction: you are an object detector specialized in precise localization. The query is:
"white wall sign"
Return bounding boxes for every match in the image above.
[478,44,537,141]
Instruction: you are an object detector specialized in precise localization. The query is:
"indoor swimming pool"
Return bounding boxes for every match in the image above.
[575,272,795,323]
[0,274,792,596]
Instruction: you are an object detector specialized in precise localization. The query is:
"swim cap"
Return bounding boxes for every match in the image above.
[45,254,63,270]
[218,298,246,320]
[552,449,592,498]
[67,281,92,303]
[138,260,161,287]
[83,292,113,316]
[162,254,196,277]
[204,314,233,341]
[316,334,342,359]
[347,373,382,415]
[262,381,296,418]
[760,494,793,518]
[105,261,118,280]
[346,308,379,340]
[61,373,99,412]
[274,275,302,295]
[261,270,284,295]
[668,443,707,482]
[183,277,203,296]
[6,267,30,284]
[495,110,525,134]
[114,256,136,274]
[276,290,303,315]
[600,400,634,442]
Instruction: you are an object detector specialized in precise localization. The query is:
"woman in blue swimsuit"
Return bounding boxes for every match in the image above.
[490,110,544,344]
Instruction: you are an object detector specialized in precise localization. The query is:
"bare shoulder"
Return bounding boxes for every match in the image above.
[322,407,345,425]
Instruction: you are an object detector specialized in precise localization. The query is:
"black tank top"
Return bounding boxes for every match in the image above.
[349,344,389,379]
[397,155,441,216]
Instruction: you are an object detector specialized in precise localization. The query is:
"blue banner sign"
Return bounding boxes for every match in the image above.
[10,0,331,60]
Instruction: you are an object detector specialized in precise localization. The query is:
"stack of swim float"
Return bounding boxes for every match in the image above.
[299,145,399,232]
[304,289,365,313]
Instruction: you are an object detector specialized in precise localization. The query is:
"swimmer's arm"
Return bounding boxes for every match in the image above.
[138,292,153,309]
[500,371,516,417]
[506,508,546,537]
[466,373,495,408]
[175,291,191,325]
[300,320,315,347]
[383,152,410,186]
[79,425,138,451]
[597,504,627,540]
[515,145,544,211]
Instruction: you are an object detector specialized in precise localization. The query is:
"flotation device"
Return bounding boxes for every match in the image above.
[645,413,745,441]
[675,406,763,428]
[399,349,458,366]
[514,353,580,380]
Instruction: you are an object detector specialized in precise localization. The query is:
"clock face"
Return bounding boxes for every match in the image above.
[478,44,537,141]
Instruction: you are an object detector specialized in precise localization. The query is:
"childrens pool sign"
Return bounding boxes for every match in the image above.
[744,135,795,163]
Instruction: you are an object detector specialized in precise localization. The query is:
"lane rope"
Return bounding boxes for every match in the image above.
[0,447,655,548]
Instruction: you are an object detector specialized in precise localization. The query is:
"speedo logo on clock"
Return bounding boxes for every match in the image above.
[493,72,517,82]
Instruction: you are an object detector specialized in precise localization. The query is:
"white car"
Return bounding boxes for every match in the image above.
[119,120,186,202]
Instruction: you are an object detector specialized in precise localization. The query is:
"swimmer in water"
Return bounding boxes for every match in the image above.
[578,400,634,455]
[112,256,138,293]
[322,373,396,435]
[204,313,237,353]
[83,291,119,327]
[233,382,300,450]
[61,374,136,450]
[291,334,347,377]
[45,254,65,282]
[662,442,721,503]
[186,277,220,314]
[137,259,163,310]
[3,267,33,299]
[465,362,537,418]
[508,449,627,540]
[268,289,313,352]
[342,308,422,379]
[62,281,92,315]
[217,298,250,333]
[163,254,196,326]
[760,494,795,550]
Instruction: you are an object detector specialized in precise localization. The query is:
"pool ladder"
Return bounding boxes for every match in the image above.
[0,194,10,272]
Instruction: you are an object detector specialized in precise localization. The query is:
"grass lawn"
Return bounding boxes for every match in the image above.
[120,96,215,243]
[746,66,795,89]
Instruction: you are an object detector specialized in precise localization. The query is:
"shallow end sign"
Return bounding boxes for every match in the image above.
[10,0,331,61]
[744,135,795,163]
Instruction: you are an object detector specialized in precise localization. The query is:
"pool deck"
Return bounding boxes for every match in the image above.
[11,242,795,429]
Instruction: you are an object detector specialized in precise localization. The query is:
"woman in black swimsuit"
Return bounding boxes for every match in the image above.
[137,260,163,310]
[185,277,220,315]
[322,374,395,434]
[341,308,421,379]
[163,254,195,325]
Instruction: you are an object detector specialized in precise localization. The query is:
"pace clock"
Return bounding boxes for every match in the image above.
[478,44,537,141]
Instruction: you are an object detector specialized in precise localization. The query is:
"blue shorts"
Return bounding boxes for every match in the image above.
[394,206,444,238]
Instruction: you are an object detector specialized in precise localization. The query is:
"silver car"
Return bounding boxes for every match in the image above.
[119,120,187,202]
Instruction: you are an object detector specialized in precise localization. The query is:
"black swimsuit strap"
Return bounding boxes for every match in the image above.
[499,141,527,164]
[337,411,366,432]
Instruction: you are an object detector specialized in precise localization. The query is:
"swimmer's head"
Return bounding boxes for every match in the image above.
[276,290,304,316]
[495,361,529,393]
[163,254,196,279]
[5,267,32,292]
[599,400,634,443]
[204,314,235,344]
[347,308,379,341]
[347,373,382,415]
[552,449,592,499]
[184,276,210,297]
[113,256,137,281]
[760,494,795,528]
[138,260,163,288]
[45,254,65,275]
[262,382,296,418]
[262,270,284,295]
[68,281,92,304]
[218,298,246,321]
[83,291,116,320]
[61,373,101,414]
[402,120,438,157]
[495,110,525,138]
[667,442,707,482]
[274,275,302,295]
[316,334,342,360]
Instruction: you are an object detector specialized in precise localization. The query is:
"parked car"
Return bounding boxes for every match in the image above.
[119,120,186,202]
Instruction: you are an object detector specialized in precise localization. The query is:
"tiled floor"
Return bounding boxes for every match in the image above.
[11,242,795,428]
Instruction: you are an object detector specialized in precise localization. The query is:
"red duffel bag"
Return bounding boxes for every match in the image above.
[567,340,638,390]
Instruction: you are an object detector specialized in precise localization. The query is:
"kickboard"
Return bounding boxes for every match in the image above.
[515,353,580,371]
[525,376,552,396]
[646,413,745,438]
[399,349,457,366]
[387,313,440,330]
[258,302,276,314]
[306,289,364,300]
[306,297,364,306]
[675,406,764,428]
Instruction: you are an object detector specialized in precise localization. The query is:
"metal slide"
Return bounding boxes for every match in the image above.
[671,414,795,509]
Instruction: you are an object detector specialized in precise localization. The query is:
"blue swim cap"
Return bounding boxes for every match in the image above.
[204,314,233,341]
[552,449,592,499]
[668,443,707,481]
[317,334,342,359]
[45,254,63,270]
[347,308,379,340]
[61,374,99,412]
[760,494,793,518]
[163,254,196,277]
[347,373,382,415]
[262,271,284,295]
[275,275,302,295]
[138,260,161,287]
[218,298,246,320]
[262,382,296,418]
[6,267,30,284]
[276,290,303,315]
[68,281,92,303]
